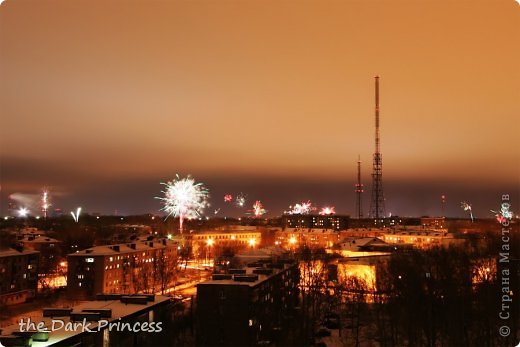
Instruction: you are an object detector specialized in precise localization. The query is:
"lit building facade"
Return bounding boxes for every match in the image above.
[282,214,349,231]
[67,239,178,299]
[186,230,262,258]
[420,217,446,230]
[275,228,342,249]
[334,255,390,302]
[382,230,463,249]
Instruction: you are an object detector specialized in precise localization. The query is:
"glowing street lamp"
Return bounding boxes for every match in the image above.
[248,238,256,247]
[205,238,214,267]
[18,207,29,218]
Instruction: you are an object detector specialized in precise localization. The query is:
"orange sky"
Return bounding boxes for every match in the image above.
[0,0,518,215]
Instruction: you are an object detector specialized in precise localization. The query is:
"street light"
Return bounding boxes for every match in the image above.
[18,207,29,218]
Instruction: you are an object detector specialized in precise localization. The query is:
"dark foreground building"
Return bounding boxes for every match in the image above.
[0,246,39,305]
[0,294,172,347]
[196,259,299,346]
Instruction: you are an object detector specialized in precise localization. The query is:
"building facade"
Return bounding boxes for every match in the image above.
[382,230,463,249]
[282,214,350,231]
[275,228,342,250]
[420,217,446,230]
[67,238,178,299]
[0,247,39,305]
[186,230,262,260]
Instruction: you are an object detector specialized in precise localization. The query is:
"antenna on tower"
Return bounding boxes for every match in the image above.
[369,76,386,224]
[355,155,363,219]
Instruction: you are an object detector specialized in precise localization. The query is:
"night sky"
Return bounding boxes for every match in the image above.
[1,0,518,218]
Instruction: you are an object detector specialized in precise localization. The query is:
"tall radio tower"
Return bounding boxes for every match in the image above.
[355,155,364,219]
[369,76,386,221]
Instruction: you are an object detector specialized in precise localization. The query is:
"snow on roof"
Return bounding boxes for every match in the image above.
[0,295,171,345]
[21,235,61,243]
[68,239,176,257]
[0,247,39,258]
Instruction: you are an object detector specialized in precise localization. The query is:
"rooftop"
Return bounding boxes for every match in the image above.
[198,259,296,288]
[384,230,453,237]
[0,295,171,346]
[190,229,262,235]
[284,228,341,234]
[0,247,39,258]
[68,238,177,257]
[17,235,61,244]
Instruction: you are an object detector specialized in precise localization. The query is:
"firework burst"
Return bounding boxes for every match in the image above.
[224,194,233,203]
[319,206,336,215]
[71,207,82,223]
[461,201,474,222]
[235,193,246,208]
[286,201,314,215]
[253,200,266,217]
[157,175,209,232]
[41,188,51,218]
[491,202,513,223]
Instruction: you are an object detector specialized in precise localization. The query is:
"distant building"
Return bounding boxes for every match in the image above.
[282,214,349,231]
[382,230,463,249]
[67,238,178,299]
[196,255,299,346]
[335,254,390,299]
[186,229,262,259]
[275,228,342,249]
[334,237,392,257]
[0,247,39,305]
[420,217,446,230]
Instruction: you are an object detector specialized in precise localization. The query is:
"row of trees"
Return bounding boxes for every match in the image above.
[125,248,178,295]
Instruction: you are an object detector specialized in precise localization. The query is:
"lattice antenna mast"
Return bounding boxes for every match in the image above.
[355,155,364,219]
[370,76,386,222]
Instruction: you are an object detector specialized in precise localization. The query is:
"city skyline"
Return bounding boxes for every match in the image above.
[1,0,519,217]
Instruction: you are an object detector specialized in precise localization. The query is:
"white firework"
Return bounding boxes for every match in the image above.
[461,201,474,222]
[157,175,209,232]
[235,193,246,208]
[287,201,314,215]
